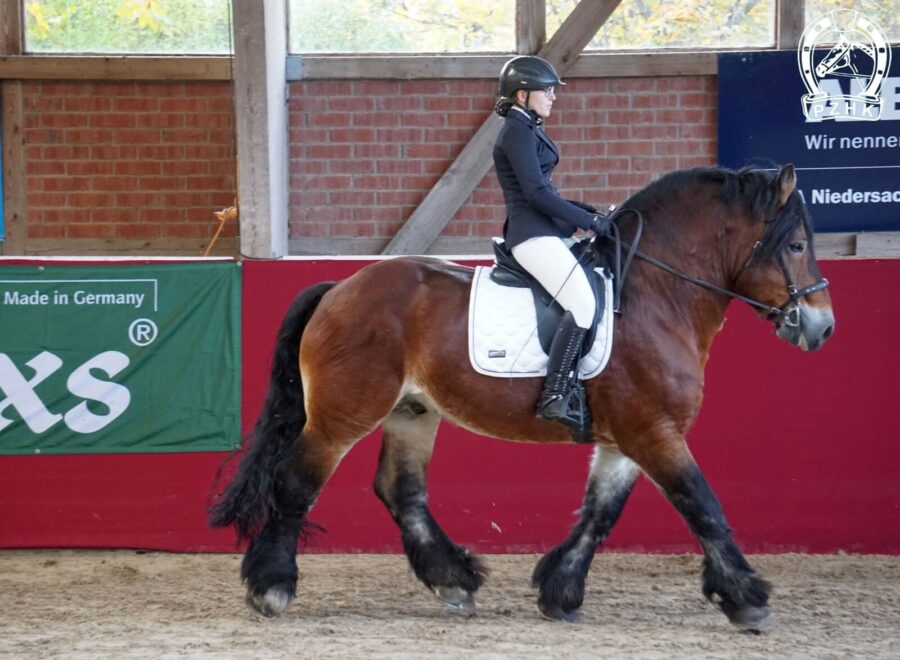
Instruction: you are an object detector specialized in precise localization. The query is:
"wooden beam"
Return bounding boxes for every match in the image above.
[382,0,623,255]
[292,51,717,80]
[381,117,501,255]
[0,50,721,83]
[855,232,900,258]
[1,82,26,255]
[232,0,289,259]
[538,0,622,70]
[570,50,716,77]
[777,0,805,50]
[20,237,239,257]
[292,54,500,80]
[0,0,22,55]
[0,55,231,80]
[290,236,490,257]
[1,0,26,255]
[517,0,546,55]
[813,232,857,258]
[290,233,900,260]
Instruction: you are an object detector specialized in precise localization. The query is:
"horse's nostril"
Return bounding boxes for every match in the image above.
[823,324,834,340]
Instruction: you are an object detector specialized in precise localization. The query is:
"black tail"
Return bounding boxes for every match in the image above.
[209,281,336,541]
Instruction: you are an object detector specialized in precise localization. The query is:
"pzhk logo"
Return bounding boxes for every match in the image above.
[0,351,131,435]
[798,9,892,121]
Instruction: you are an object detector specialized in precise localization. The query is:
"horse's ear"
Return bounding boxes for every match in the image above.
[775,164,797,208]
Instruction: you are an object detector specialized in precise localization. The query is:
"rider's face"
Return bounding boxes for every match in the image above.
[517,87,555,119]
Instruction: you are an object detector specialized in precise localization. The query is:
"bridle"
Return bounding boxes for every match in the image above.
[604,200,829,328]
[738,235,830,327]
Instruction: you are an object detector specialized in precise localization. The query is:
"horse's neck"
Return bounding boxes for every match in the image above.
[632,261,731,355]
[627,209,738,356]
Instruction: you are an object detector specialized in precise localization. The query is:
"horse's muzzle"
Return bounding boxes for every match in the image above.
[776,302,835,351]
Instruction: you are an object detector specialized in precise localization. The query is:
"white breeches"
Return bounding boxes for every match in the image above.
[511,236,596,329]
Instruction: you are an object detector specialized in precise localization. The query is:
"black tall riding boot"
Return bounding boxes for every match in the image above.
[537,311,593,443]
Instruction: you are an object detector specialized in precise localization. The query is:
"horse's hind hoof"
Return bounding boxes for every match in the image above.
[538,602,582,623]
[434,586,475,615]
[727,605,773,633]
[246,586,293,618]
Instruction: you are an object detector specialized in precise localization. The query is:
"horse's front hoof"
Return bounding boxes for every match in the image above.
[434,585,476,615]
[538,601,581,623]
[246,585,293,618]
[727,605,773,633]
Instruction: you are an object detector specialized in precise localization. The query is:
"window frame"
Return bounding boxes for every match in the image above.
[0,0,896,81]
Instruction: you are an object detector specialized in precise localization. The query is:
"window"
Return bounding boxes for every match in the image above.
[806,1,900,42]
[23,0,232,54]
[547,0,776,50]
[288,0,515,53]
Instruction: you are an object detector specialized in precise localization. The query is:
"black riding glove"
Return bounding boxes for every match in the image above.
[590,214,611,236]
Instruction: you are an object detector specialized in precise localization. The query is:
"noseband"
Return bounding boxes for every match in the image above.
[741,239,830,327]
[607,207,829,328]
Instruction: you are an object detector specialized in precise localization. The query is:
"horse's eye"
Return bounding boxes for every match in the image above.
[788,242,806,254]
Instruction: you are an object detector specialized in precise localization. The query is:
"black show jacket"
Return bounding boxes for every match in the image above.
[492,108,595,249]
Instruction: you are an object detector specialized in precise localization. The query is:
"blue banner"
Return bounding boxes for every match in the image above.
[719,29,898,232]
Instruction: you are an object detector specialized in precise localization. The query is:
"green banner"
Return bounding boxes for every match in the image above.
[0,262,241,455]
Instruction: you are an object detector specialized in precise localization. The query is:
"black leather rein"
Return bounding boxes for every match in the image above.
[603,208,829,327]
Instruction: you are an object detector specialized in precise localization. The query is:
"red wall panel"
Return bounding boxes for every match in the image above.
[1,258,898,553]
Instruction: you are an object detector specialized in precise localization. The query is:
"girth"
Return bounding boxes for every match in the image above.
[489,238,606,354]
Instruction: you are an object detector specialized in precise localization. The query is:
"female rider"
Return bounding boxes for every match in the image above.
[492,55,610,442]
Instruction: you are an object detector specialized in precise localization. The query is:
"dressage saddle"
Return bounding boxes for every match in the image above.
[488,238,607,353]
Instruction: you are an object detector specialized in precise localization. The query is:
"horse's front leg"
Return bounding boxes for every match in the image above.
[629,434,772,632]
[374,400,488,614]
[532,444,640,621]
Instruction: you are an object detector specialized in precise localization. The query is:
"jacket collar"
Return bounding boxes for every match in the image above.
[509,105,543,126]
[508,107,558,155]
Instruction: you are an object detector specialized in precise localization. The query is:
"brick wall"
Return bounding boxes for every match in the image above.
[17,76,715,255]
[289,76,717,250]
[22,81,237,250]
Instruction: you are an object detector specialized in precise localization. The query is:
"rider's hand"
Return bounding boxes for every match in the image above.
[572,228,593,240]
[590,214,611,236]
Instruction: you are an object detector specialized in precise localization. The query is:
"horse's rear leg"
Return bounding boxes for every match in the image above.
[532,445,640,621]
[374,399,488,614]
[631,437,772,632]
[241,429,351,617]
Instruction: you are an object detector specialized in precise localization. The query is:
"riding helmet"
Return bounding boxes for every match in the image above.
[497,55,565,98]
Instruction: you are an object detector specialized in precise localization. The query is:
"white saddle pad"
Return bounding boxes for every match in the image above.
[468,266,614,378]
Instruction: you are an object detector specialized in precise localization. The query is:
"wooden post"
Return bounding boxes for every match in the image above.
[382,0,623,255]
[777,0,805,50]
[1,0,26,255]
[517,0,546,55]
[232,0,289,259]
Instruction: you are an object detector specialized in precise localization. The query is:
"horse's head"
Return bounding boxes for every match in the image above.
[733,165,835,351]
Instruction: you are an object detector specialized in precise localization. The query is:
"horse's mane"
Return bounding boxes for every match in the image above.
[622,166,812,263]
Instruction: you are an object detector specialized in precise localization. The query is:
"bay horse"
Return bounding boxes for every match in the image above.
[210,164,834,632]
